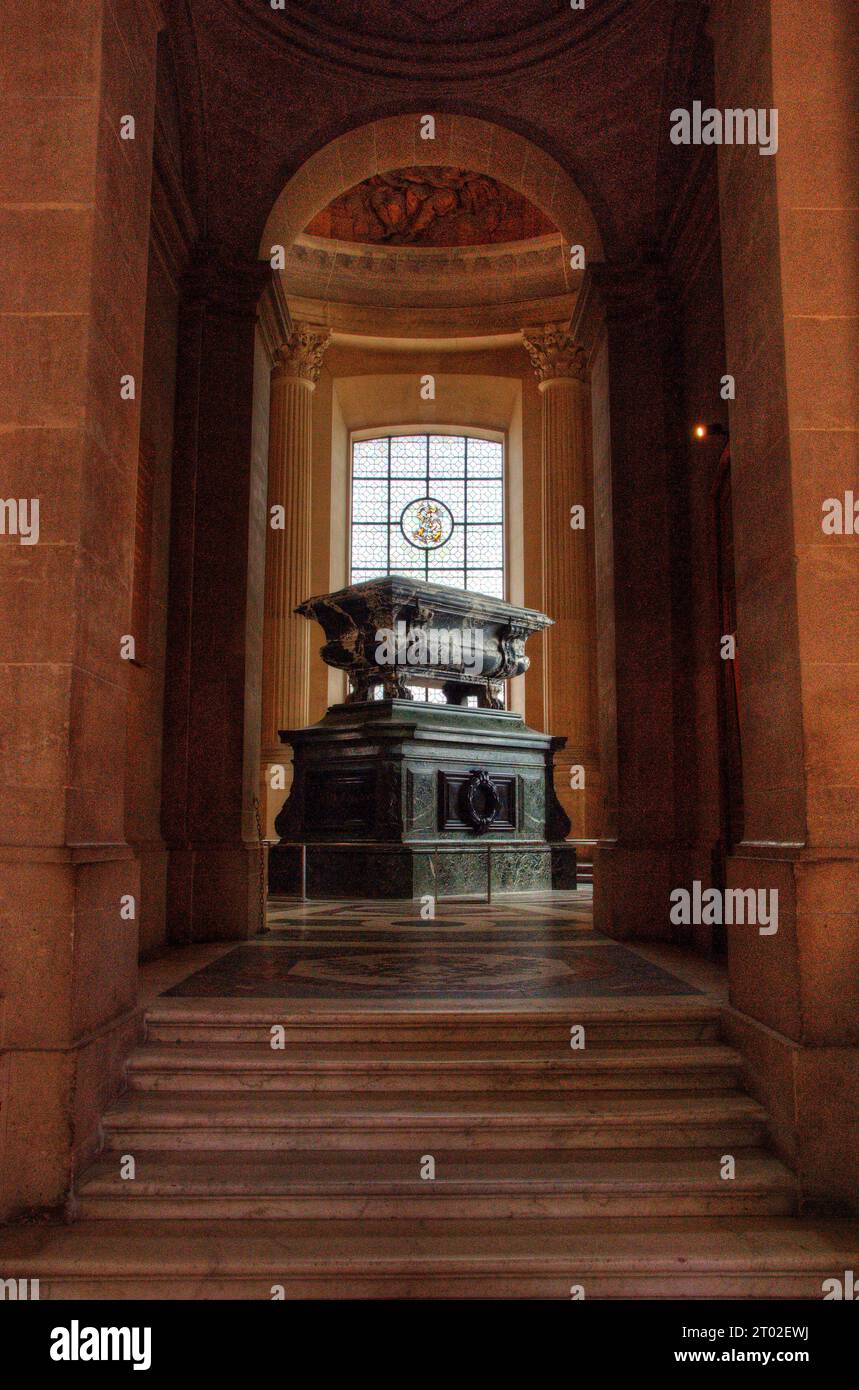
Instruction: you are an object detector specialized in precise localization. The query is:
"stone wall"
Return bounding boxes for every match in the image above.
[0,0,161,1218]
[125,51,192,958]
[712,0,859,1210]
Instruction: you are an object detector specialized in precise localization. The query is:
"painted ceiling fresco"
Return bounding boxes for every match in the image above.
[303,167,557,247]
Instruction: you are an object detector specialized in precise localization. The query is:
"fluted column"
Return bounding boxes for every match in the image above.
[260,324,331,836]
[523,325,600,841]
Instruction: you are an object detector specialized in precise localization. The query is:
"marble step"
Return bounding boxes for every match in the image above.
[144,1003,722,1048]
[3,1216,857,1299]
[75,1149,796,1219]
[126,1043,742,1093]
[101,1090,768,1151]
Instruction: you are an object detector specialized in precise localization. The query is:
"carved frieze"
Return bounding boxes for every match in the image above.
[305,166,555,247]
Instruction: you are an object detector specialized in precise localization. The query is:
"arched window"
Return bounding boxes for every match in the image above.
[350,433,505,598]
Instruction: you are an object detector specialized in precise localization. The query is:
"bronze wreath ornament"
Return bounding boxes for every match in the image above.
[459,769,501,835]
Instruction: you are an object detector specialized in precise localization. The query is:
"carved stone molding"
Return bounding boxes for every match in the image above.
[257,273,293,367]
[231,0,641,84]
[273,323,332,386]
[522,324,588,384]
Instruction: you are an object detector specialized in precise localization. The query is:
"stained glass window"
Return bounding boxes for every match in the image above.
[351,434,505,598]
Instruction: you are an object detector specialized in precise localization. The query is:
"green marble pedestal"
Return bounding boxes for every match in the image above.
[269,699,576,900]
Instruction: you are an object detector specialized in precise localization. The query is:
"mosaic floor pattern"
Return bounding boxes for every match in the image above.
[165,892,700,1002]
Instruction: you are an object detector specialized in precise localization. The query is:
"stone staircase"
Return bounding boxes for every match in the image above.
[3,999,858,1297]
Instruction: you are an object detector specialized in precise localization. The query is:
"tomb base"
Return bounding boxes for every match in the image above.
[269,839,577,899]
[269,699,576,900]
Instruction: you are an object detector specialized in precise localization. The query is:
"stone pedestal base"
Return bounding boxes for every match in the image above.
[593,839,676,939]
[268,696,576,902]
[166,842,259,943]
[270,840,576,900]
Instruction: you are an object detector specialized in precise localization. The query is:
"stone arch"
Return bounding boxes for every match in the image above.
[257,111,607,852]
[260,112,604,262]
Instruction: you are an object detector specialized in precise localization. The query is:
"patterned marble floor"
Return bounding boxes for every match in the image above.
[163,891,702,1003]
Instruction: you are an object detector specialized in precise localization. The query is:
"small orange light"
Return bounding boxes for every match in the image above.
[694,424,707,439]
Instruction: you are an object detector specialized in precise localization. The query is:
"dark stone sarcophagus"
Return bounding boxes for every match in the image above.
[269,578,576,899]
[295,576,551,708]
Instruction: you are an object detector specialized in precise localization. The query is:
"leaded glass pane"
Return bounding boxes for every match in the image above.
[467,569,505,598]
[351,525,387,567]
[352,478,387,519]
[389,479,425,517]
[426,478,465,517]
[388,528,421,568]
[433,568,466,590]
[390,435,426,477]
[466,438,503,477]
[428,434,466,476]
[466,479,504,523]
[467,524,504,569]
[426,525,465,566]
[353,437,388,477]
[404,683,447,702]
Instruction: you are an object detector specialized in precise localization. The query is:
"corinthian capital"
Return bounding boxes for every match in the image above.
[522,324,587,383]
[274,323,332,385]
